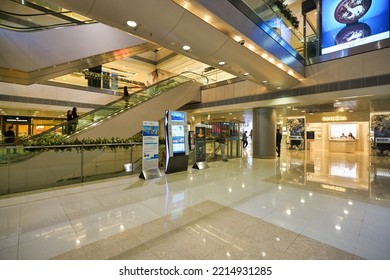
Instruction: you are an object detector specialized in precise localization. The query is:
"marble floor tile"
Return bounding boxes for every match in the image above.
[1,150,389,260]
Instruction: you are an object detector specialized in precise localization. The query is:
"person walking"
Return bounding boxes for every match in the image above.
[242,131,248,148]
[276,128,282,157]
[218,130,228,162]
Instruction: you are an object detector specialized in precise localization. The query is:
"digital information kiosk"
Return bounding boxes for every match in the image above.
[165,110,189,174]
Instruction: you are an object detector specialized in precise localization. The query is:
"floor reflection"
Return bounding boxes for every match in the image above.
[275,150,390,207]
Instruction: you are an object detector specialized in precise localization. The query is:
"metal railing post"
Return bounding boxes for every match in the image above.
[81,143,84,182]
[130,145,133,174]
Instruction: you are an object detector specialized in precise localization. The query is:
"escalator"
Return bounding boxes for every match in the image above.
[0,0,152,85]
[0,73,202,194]
[37,73,201,140]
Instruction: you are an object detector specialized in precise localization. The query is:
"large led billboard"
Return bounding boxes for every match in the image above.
[321,0,389,55]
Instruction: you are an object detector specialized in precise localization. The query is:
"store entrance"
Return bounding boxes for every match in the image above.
[3,123,30,143]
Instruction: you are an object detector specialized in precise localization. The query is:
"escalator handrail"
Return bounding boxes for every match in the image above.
[180,71,209,85]
[0,21,96,32]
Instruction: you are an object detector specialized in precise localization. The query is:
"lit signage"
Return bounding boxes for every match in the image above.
[321,0,390,55]
[321,184,347,193]
[321,116,348,122]
[5,116,30,123]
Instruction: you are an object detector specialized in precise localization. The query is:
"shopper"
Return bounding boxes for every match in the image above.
[4,125,16,154]
[71,107,79,133]
[276,128,282,157]
[66,110,73,134]
[242,131,248,148]
[123,86,130,97]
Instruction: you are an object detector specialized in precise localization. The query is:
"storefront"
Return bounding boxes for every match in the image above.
[278,111,371,154]
[1,116,65,142]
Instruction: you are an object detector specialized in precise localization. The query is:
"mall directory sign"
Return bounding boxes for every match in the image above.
[321,0,389,55]
[139,121,161,180]
[164,110,189,174]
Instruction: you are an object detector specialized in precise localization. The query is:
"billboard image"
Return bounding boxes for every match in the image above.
[321,0,389,54]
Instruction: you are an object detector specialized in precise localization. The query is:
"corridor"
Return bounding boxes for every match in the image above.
[0,150,389,260]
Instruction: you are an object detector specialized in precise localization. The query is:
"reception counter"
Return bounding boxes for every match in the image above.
[329,139,356,153]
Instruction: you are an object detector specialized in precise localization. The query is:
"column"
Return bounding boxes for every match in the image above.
[253,107,276,159]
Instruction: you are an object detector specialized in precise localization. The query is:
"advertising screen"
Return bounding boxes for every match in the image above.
[321,0,389,54]
[171,125,186,154]
[170,111,185,122]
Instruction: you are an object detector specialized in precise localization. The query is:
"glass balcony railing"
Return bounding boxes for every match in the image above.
[0,138,243,195]
[241,0,305,56]
[234,0,319,62]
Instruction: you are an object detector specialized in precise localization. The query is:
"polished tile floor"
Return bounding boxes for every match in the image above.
[0,149,390,260]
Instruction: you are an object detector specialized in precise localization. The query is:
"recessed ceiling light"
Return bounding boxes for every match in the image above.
[218,61,226,66]
[182,45,191,51]
[243,72,250,76]
[126,20,137,28]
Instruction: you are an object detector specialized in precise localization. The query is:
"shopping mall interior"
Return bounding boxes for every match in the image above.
[0,0,390,260]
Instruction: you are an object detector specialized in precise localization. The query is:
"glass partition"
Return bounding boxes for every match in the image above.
[242,0,305,56]
[0,139,242,195]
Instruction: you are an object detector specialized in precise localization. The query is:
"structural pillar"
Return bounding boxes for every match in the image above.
[253,107,276,159]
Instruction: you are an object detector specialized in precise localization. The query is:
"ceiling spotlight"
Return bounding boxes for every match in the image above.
[238,40,245,45]
[182,45,191,51]
[218,61,226,66]
[126,20,138,28]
